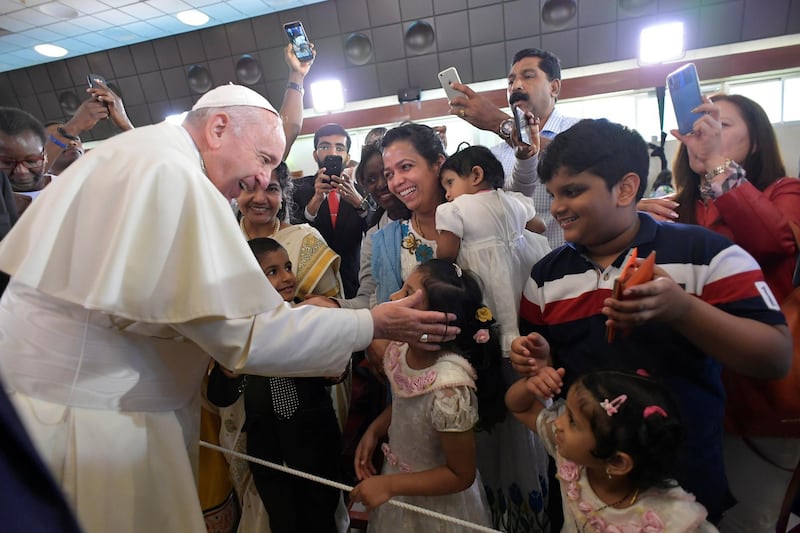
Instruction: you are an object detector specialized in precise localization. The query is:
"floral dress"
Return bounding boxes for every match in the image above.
[368,342,492,532]
[536,405,718,533]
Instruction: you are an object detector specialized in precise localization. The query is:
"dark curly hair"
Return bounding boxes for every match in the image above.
[572,370,684,491]
[414,259,506,430]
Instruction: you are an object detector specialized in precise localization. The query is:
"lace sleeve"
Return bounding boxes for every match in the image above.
[430,386,479,432]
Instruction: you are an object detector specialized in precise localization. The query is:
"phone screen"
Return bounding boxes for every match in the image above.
[284,21,314,63]
[87,73,107,88]
[667,63,704,135]
[512,105,532,146]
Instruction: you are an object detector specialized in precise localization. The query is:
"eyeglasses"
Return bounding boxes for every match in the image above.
[0,152,46,172]
[316,143,347,154]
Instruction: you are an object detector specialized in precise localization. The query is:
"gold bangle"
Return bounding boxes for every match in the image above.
[704,159,731,182]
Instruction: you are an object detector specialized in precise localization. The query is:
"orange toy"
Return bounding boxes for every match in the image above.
[607,248,657,342]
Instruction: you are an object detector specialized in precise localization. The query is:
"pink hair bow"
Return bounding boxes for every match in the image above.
[643,405,667,419]
[600,394,628,416]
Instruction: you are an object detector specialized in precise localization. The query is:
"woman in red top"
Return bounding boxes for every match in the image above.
[671,93,800,533]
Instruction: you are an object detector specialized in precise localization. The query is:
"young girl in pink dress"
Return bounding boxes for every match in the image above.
[350,259,505,532]
[506,368,718,532]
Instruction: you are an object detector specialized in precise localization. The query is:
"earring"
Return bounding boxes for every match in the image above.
[605,466,612,479]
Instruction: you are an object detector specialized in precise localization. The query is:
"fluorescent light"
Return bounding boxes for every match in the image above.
[165,112,188,125]
[639,22,684,64]
[310,80,345,113]
[34,44,68,58]
[177,9,209,27]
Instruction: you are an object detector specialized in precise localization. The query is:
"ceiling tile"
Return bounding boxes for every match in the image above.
[18,94,44,121]
[407,52,439,89]
[343,63,379,100]
[698,0,743,47]
[264,79,289,111]
[92,8,138,25]
[252,13,285,49]
[471,41,505,81]
[742,0,790,40]
[504,0,540,40]
[119,2,164,19]
[139,71,168,100]
[207,56,237,85]
[433,0,467,15]
[67,15,111,32]
[124,103,152,128]
[469,4,503,46]
[65,55,91,86]
[116,75,146,105]
[46,60,73,90]
[143,0,194,14]
[790,0,800,32]
[60,0,111,15]
[505,35,541,69]
[619,0,658,18]
[468,0,501,6]
[541,28,577,68]
[162,65,192,98]
[86,52,115,79]
[308,34,345,73]
[200,25,231,59]
[615,13,658,60]
[38,91,63,121]
[176,31,206,64]
[0,14,34,32]
[153,38,183,69]
[27,64,54,93]
[438,48,473,83]
[226,19,257,54]
[435,11,469,51]
[257,46,286,81]
[147,99,173,123]
[130,41,159,73]
[400,0,434,21]
[376,58,409,95]
[580,0,616,25]
[658,0,700,11]
[368,0,402,26]
[305,1,340,38]
[578,22,616,66]
[336,0,370,33]
[147,15,190,33]
[7,69,33,98]
[371,24,404,62]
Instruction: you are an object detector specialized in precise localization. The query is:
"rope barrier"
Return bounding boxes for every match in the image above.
[199,440,502,533]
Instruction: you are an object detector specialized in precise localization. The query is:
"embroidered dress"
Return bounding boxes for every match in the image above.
[536,404,718,533]
[367,342,491,533]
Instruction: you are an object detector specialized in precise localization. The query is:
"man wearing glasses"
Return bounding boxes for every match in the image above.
[0,107,51,216]
[292,123,369,298]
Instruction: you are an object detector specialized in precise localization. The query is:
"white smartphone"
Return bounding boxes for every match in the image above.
[438,67,462,101]
[283,21,314,63]
[666,63,704,135]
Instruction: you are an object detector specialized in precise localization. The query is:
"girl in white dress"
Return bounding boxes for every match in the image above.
[437,145,552,532]
[350,259,505,532]
[507,368,718,532]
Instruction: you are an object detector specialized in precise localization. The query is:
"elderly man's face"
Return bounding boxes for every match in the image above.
[207,108,286,200]
[0,130,47,192]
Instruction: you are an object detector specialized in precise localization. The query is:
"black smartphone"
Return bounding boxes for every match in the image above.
[87,73,107,88]
[323,155,343,178]
[512,104,532,146]
[666,63,704,135]
[283,21,314,63]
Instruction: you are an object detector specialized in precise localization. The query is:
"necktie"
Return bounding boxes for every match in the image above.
[269,377,299,419]
[328,190,339,228]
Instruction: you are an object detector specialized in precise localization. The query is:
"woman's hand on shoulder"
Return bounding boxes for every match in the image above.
[637,194,679,222]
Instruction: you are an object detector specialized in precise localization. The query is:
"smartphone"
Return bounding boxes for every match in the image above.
[323,155,343,178]
[512,104,532,146]
[283,21,314,63]
[87,73,107,88]
[437,67,462,101]
[666,63,704,135]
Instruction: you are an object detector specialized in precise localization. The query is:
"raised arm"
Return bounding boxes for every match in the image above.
[506,367,564,431]
[280,42,314,159]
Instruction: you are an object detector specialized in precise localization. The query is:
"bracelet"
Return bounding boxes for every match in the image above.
[57,126,80,142]
[287,81,304,94]
[703,159,732,183]
[48,134,67,149]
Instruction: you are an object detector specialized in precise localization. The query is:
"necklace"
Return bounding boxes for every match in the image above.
[413,213,427,239]
[578,487,640,532]
[241,217,280,240]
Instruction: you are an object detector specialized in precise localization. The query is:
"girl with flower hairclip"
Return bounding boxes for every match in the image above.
[350,259,505,532]
[506,369,718,532]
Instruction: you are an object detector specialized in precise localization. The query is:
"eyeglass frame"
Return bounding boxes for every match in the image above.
[0,151,47,173]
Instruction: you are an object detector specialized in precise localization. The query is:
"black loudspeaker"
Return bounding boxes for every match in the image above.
[397,87,421,103]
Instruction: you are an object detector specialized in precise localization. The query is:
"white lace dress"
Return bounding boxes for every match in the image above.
[368,342,492,533]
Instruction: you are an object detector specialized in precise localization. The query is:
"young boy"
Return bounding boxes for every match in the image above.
[208,238,343,533]
[510,119,791,523]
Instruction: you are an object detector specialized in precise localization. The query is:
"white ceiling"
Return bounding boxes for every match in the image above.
[0,0,320,72]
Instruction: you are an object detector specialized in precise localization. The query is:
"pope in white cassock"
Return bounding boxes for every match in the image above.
[0,85,455,533]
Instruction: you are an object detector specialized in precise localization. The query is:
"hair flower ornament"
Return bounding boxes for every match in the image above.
[475,306,493,322]
[473,329,490,344]
[599,394,628,416]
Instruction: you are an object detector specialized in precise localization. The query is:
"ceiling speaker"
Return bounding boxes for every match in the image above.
[405,21,435,53]
[541,0,577,27]
[235,55,262,85]
[187,65,213,94]
[58,91,80,116]
[345,33,373,66]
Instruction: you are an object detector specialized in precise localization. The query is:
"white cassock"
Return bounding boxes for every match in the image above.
[0,122,372,533]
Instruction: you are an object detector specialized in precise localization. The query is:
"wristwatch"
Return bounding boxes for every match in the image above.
[356,196,370,212]
[498,118,514,140]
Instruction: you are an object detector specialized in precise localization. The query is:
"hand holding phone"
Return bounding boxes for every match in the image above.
[87,73,107,89]
[666,63,704,135]
[512,104,533,146]
[323,155,343,179]
[438,67,462,101]
[283,21,314,63]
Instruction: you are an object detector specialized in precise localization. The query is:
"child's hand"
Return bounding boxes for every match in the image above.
[602,266,691,329]
[525,367,565,398]
[510,333,551,376]
[350,476,393,510]
[354,430,380,480]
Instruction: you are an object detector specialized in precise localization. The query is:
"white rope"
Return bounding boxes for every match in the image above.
[199,440,501,533]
